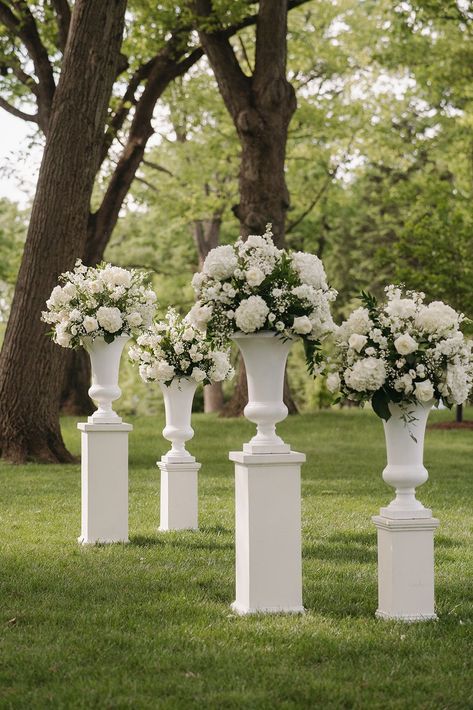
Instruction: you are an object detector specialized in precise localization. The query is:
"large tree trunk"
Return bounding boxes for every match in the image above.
[60,350,94,416]
[0,0,127,463]
[196,0,298,416]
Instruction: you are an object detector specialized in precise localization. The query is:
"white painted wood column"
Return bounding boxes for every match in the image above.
[229,450,305,615]
[77,422,132,544]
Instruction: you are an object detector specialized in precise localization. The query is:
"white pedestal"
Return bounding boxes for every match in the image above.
[77,422,132,544]
[158,460,201,531]
[372,514,440,621]
[229,450,305,614]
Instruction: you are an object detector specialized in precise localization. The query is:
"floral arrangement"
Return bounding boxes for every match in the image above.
[42,260,157,348]
[129,308,235,386]
[187,225,337,373]
[327,285,473,420]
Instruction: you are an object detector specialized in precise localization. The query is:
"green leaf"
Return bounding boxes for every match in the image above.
[103,332,115,344]
[372,388,392,421]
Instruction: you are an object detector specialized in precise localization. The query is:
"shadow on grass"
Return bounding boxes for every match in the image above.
[129,532,233,552]
[304,531,377,564]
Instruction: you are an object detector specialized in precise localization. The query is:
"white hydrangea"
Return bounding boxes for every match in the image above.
[185,302,213,332]
[344,357,386,392]
[290,252,328,289]
[203,245,238,280]
[416,301,460,336]
[209,350,233,382]
[96,306,123,333]
[235,295,269,333]
[337,307,373,340]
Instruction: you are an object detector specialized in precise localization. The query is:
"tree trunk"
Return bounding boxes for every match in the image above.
[192,216,226,413]
[196,0,298,415]
[456,403,463,423]
[0,0,127,463]
[60,349,94,416]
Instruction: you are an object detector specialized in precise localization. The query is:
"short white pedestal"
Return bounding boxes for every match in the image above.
[158,460,201,531]
[77,422,132,544]
[229,450,305,615]
[372,514,440,621]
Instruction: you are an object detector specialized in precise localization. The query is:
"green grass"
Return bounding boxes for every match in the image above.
[1,407,472,709]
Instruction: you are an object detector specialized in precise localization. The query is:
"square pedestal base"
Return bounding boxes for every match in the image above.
[158,460,201,531]
[229,450,306,615]
[77,422,132,544]
[372,514,439,621]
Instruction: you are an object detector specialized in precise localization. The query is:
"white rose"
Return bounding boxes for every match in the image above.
[83,316,98,333]
[174,342,185,355]
[394,333,418,356]
[326,373,341,393]
[292,315,312,335]
[191,367,206,382]
[414,379,435,402]
[348,333,368,353]
[245,267,265,288]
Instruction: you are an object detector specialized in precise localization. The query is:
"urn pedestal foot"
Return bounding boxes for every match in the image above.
[158,460,201,531]
[229,450,305,615]
[77,422,132,544]
[372,514,439,621]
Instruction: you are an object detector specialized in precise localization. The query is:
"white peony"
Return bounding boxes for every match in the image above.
[96,306,123,333]
[416,302,460,335]
[191,367,206,382]
[203,245,238,280]
[126,312,143,327]
[348,333,368,353]
[385,298,417,319]
[153,361,175,382]
[414,379,435,402]
[394,333,418,355]
[99,265,132,288]
[83,316,99,333]
[344,357,386,392]
[292,316,313,335]
[235,295,269,333]
[186,302,213,332]
[326,372,341,393]
[338,307,372,340]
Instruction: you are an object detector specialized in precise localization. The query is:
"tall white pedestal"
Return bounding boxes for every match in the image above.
[229,450,305,615]
[372,514,439,621]
[77,422,132,544]
[158,460,201,531]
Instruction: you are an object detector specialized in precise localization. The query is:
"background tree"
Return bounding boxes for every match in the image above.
[0,0,128,462]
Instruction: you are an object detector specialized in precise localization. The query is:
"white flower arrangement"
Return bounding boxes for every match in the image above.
[188,225,337,373]
[42,260,158,348]
[328,286,473,420]
[129,308,235,386]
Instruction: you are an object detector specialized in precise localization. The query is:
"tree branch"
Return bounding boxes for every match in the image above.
[193,0,250,119]
[0,95,38,122]
[0,0,55,130]
[50,0,71,53]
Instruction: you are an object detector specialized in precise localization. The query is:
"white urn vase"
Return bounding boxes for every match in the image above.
[232,331,294,454]
[159,378,197,463]
[380,401,434,518]
[82,335,129,424]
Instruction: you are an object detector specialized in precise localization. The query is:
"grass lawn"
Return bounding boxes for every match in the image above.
[1,407,472,709]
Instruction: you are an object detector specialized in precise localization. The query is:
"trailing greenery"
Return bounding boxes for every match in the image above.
[1,409,472,708]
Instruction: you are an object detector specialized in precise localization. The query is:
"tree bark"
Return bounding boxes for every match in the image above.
[196,0,298,415]
[0,0,127,463]
[192,216,226,413]
[456,403,463,423]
